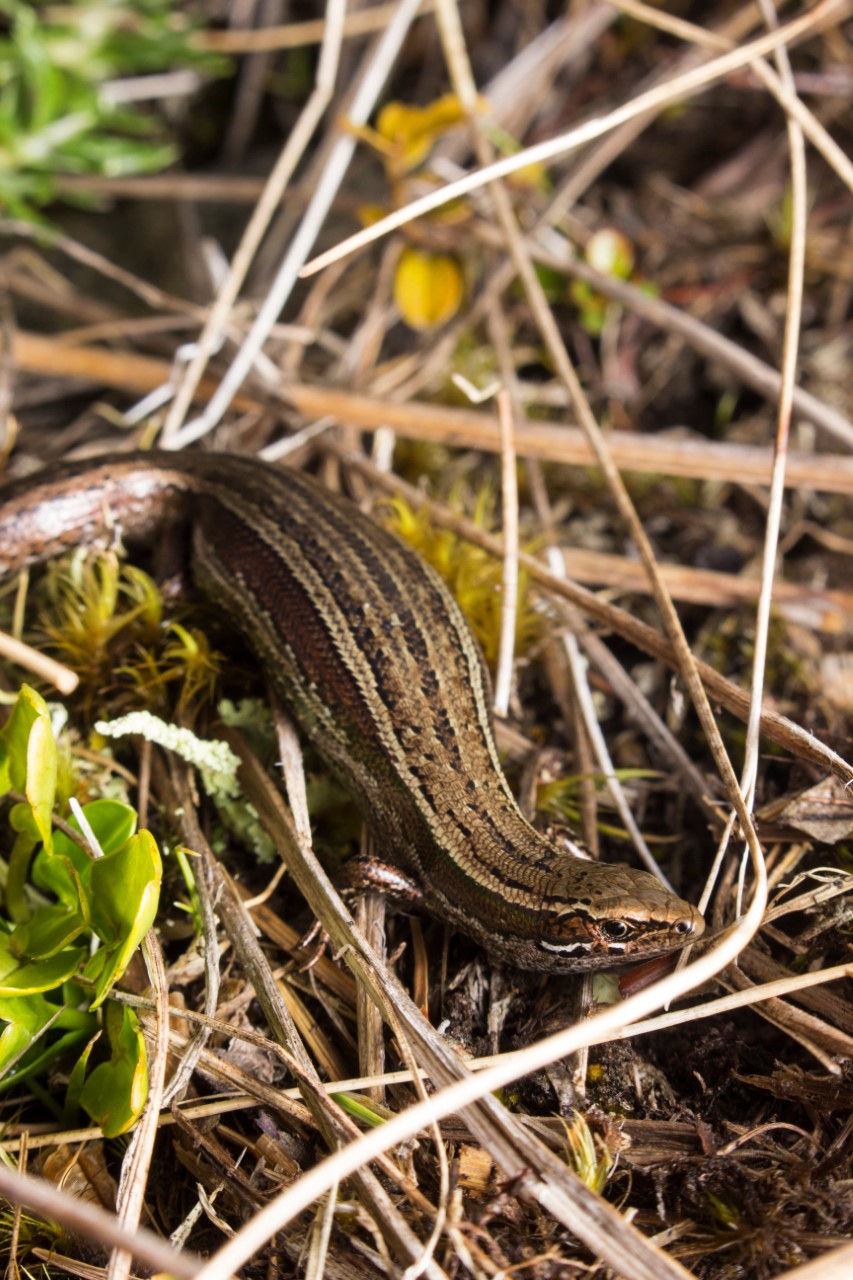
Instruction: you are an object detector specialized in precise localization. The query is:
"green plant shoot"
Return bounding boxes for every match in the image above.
[0,684,162,1135]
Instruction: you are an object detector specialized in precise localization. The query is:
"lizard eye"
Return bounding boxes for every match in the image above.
[673,918,695,936]
[601,920,629,940]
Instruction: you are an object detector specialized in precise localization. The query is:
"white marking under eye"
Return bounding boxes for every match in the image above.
[607,943,627,953]
[539,940,586,955]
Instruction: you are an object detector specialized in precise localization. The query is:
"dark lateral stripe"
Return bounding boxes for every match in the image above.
[0,450,703,972]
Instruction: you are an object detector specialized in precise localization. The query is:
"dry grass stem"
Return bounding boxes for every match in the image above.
[107,930,170,1280]
[12,328,853,487]
[0,1163,199,1276]
[343,453,853,785]
[3,4,852,1277]
[176,0,426,442]
[738,0,807,812]
[493,389,518,717]
[301,1,848,277]
[4,950,852,1150]
[160,0,348,444]
[197,1,436,55]
[0,629,79,694]
[553,586,674,891]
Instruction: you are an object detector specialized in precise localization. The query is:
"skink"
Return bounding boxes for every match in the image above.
[0,452,704,971]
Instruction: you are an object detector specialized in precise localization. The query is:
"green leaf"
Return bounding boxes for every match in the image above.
[1,687,58,921]
[0,1019,35,1079]
[0,990,92,1092]
[79,798,138,858]
[80,1003,148,1137]
[32,798,137,908]
[5,825,38,924]
[0,685,56,825]
[10,899,87,961]
[32,845,90,913]
[0,933,21,984]
[0,991,62,1050]
[331,1091,393,1127]
[64,1031,99,1128]
[0,0,229,219]
[0,946,86,996]
[84,830,161,1007]
[9,801,41,839]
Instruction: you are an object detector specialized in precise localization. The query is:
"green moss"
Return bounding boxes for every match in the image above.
[384,490,543,669]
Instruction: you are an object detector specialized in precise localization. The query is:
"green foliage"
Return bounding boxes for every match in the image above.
[79,1000,149,1137]
[148,621,222,714]
[384,491,542,668]
[24,540,271,867]
[0,684,161,1136]
[39,549,223,715]
[95,706,278,863]
[559,1112,615,1193]
[0,0,228,218]
[1,683,57,921]
[41,550,162,686]
[569,227,658,336]
[331,1091,394,1128]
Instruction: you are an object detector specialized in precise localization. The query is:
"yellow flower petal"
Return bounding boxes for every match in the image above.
[394,248,463,330]
[377,94,477,173]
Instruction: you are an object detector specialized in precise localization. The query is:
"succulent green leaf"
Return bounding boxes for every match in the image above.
[0,684,48,792]
[0,946,86,996]
[34,798,138,888]
[0,991,92,1092]
[0,1019,34,1078]
[32,847,90,919]
[1,688,57,921]
[9,801,40,838]
[25,712,57,851]
[5,826,38,924]
[80,1003,149,1137]
[0,992,62,1051]
[76,798,138,859]
[0,687,57,853]
[10,901,87,961]
[85,830,161,1007]
[0,933,21,984]
[64,1031,99,1126]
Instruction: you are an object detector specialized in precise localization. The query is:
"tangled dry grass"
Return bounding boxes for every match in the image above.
[1,3,853,1279]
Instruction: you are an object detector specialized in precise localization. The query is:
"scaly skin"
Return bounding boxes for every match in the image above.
[0,453,704,971]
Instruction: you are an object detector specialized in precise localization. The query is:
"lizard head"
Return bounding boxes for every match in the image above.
[532,863,705,972]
